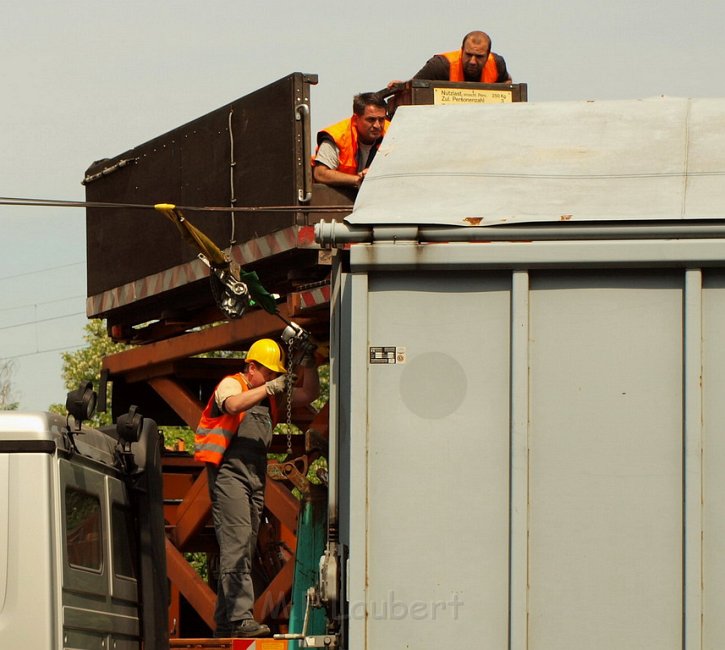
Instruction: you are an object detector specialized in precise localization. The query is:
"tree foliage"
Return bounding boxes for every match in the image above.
[0,359,19,410]
[52,320,197,449]
[60,320,128,389]
[50,319,128,425]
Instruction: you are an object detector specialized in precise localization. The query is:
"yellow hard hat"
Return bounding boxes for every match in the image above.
[246,338,287,373]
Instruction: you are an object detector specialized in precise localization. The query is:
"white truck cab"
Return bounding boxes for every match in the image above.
[0,403,167,649]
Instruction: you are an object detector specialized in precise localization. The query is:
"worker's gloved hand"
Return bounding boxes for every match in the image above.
[265,374,295,395]
[265,375,287,395]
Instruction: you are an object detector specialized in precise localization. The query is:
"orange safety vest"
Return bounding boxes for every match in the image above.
[194,374,279,465]
[315,117,390,175]
[440,49,501,83]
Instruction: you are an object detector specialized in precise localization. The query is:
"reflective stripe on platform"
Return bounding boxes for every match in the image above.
[87,225,316,317]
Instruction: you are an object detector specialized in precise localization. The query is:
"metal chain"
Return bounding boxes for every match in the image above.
[285,336,295,456]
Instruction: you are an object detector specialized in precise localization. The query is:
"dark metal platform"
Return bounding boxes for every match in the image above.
[84,73,350,331]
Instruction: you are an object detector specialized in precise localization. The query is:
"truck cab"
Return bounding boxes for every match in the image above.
[0,401,167,649]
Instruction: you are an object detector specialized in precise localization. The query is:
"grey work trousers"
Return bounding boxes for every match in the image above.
[207,441,267,629]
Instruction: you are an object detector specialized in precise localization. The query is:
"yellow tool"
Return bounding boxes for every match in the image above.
[154,203,277,317]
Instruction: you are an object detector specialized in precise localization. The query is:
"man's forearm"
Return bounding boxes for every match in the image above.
[313,165,361,188]
[223,385,267,414]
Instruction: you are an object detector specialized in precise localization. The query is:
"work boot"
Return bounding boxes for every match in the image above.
[230,619,271,638]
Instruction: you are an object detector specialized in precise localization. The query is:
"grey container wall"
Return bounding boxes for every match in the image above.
[329,237,725,650]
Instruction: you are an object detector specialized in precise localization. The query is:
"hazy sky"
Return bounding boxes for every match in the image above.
[2,0,724,410]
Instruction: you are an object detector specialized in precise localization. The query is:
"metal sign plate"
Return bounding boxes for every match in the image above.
[433,87,513,104]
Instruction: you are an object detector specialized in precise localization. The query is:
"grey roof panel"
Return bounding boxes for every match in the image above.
[350,97,725,226]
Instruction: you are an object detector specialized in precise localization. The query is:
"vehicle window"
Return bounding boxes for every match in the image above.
[65,487,103,572]
[112,504,137,579]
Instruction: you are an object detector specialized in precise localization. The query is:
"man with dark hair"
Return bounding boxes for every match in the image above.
[390,31,511,87]
[313,92,390,189]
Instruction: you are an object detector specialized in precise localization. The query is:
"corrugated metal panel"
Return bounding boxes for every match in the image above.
[364,272,511,648]
[526,271,683,649]
[350,97,725,226]
[702,272,725,649]
[333,241,725,647]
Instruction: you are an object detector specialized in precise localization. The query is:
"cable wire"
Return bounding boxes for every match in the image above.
[0,261,84,283]
[1,344,84,361]
[0,196,352,213]
[0,295,85,314]
[0,311,85,331]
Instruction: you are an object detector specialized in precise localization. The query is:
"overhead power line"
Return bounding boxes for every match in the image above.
[0,311,85,332]
[0,294,85,314]
[0,261,85,283]
[0,196,351,214]
[0,297,85,315]
[1,344,84,361]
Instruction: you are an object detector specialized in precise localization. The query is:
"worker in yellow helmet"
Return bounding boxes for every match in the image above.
[195,338,319,638]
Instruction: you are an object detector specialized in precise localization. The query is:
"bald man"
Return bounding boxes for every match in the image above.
[412,31,511,84]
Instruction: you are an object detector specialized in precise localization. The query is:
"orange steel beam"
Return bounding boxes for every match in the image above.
[169,583,181,638]
[164,472,196,500]
[124,360,177,384]
[123,357,245,384]
[279,522,298,556]
[171,467,300,551]
[165,537,216,630]
[173,469,211,550]
[253,556,296,623]
[265,479,300,533]
[148,377,204,429]
[164,477,195,526]
[167,477,299,628]
[103,305,318,375]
